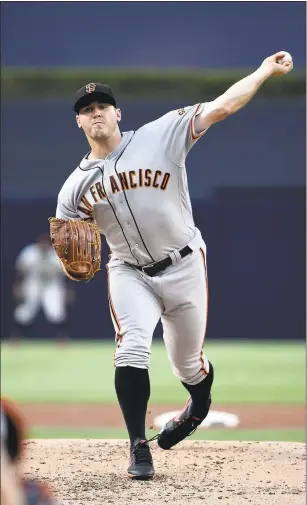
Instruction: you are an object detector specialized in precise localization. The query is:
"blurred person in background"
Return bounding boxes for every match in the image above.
[1,402,25,505]
[1,398,61,505]
[11,233,74,344]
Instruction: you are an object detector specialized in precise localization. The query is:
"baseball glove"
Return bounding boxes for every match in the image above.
[49,218,101,281]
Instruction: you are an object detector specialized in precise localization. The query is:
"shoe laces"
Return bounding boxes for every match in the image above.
[132,438,156,464]
[137,417,198,450]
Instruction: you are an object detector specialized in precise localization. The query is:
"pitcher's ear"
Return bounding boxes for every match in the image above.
[116,108,121,122]
[76,115,82,128]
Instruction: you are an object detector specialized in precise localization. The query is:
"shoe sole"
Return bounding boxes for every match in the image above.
[128,472,154,480]
[158,418,204,450]
[158,431,197,450]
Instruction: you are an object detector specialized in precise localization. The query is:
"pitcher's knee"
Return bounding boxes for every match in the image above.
[172,356,211,386]
[114,342,150,369]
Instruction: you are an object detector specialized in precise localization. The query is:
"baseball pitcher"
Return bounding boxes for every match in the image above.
[50,51,293,479]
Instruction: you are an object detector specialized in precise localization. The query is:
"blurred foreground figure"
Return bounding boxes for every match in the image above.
[12,233,74,343]
[1,398,61,505]
[1,431,25,505]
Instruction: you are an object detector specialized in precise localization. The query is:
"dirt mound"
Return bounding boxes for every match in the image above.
[22,439,305,505]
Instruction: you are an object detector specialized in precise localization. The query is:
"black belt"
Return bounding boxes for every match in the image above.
[129,245,193,277]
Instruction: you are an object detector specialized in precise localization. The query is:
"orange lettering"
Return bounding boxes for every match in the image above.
[90,185,98,202]
[160,173,171,190]
[80,195,93,210]
[118,172,129,191]
[129,170,137,188]
[110,175,120,193]
[95,182,106,200]
[144,169,152,187]
[153,170,162,188]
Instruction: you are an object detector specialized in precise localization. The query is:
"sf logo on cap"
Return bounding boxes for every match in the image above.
[85,83,96,93]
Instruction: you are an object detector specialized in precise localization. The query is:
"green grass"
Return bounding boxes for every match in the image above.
[1,340,305,404]
[29,427,305,443]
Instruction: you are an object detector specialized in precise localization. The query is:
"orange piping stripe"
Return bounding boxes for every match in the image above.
[190,103,207,141]
[173,395,192,421]
[199,248,209,375]
[106,265,123,344]
[106,265,123,368]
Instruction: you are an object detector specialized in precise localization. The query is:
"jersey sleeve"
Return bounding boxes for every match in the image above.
[56,184,80,220]
[157,103,208,167]
[56,197,79,219]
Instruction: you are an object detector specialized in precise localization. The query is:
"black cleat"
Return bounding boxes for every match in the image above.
[157,395,211,450]
[158,362,214,450]
[128,438,155,480]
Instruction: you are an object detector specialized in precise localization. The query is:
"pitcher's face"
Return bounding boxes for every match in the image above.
[76,102,121,140]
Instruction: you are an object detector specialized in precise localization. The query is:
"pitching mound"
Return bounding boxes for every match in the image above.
[23,439,305,505]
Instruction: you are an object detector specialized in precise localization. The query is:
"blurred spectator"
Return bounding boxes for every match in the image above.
[1,397,61,505]
[1,441,25,505]
[11,233,74,344]
[1,401,25,505]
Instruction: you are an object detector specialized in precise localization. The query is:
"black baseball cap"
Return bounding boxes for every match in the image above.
[74,83,117,113]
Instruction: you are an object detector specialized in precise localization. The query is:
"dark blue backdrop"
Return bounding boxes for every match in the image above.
[1,2,305,68]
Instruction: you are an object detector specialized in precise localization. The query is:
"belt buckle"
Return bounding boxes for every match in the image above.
[141,262,155,275]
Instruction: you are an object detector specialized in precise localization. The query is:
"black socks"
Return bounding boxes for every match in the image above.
[115,366,150,444]
[182,361,214,418]
[115,363,214,442]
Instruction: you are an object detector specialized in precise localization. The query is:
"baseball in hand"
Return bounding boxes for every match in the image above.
[276,51,292,65]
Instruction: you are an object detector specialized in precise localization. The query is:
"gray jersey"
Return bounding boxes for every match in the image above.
[56,103,207,265]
